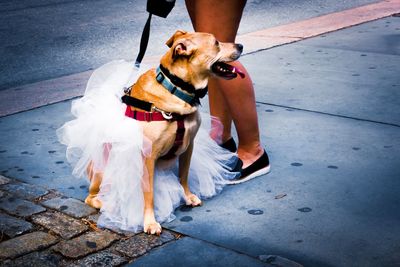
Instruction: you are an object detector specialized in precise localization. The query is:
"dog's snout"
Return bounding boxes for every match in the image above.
[236,43,243,53]
[230,43,243,60]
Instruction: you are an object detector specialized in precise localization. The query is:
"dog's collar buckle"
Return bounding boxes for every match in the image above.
[156,71,165,83]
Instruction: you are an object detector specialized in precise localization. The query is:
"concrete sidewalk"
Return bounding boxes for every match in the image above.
[1,14,400,267]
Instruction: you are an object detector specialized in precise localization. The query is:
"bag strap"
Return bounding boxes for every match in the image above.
[135,0,176,68]
[135,13,152,68]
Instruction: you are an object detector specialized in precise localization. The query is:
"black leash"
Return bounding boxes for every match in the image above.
[135,13,152,68]
[135,0,176,68]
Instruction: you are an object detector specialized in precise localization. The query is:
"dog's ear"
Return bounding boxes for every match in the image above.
[173,39,194,59]
[166,30,187,48]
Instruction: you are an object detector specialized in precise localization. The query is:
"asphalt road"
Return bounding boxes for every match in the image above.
[0,0,379,91]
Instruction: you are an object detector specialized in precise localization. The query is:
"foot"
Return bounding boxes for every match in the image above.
[229,150,270,184]
[184,192,202,207]
[220,137,237,153]
[143,210,162,235]
[238,146,265,169]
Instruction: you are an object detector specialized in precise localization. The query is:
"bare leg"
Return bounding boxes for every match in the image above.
[185,0,264,168]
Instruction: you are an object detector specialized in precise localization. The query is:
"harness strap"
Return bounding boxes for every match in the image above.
[160,119,185,160]
[125,106,166,122]
[121,95,152,112]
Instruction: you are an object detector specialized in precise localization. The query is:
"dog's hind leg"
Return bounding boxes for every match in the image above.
[85,143,112,209]
[85,161,103,209]
[179,142,202,207]
[143,157,162,235]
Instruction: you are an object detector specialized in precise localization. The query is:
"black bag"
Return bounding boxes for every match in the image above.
[135,0,176,67]
[147,0,175,18]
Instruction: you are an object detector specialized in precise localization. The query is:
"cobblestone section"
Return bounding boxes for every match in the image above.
[32,211,89,239]
[0,182,48,201]
[0,176,179,266]
[42,197,97,218]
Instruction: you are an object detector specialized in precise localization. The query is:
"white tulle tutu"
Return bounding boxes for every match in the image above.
[57,60,239,232]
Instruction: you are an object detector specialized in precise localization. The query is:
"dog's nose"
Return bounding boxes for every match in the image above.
[236,43,243,53]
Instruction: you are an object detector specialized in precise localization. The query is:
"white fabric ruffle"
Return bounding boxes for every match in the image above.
[57,60,239,232]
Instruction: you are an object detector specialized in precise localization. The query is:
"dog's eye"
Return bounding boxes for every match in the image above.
[215,40,219,46]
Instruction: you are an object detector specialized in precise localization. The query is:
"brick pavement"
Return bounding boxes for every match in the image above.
[0,175,179,266]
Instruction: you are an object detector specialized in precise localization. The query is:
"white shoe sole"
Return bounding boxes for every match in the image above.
[228,165,271,185]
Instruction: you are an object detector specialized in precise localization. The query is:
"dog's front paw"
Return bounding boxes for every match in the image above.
[185,193,202,207]
[144,221,162,235]
[143,209,162,235]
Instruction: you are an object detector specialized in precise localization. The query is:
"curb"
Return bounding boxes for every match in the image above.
[237,0,400,54]
[0,0,398,118]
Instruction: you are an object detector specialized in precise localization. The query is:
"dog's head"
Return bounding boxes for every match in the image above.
[160,30,244,90]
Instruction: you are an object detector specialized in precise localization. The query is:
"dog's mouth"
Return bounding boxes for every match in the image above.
[211,62,245,79]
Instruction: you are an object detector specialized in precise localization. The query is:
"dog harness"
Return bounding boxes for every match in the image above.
[124,105,185,159]
[121,64,208,159]
[122,95,186,159]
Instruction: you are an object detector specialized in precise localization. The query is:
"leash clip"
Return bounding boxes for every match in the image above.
[123,86,132,95]
[152,106,173,120]
[161,111,173,120]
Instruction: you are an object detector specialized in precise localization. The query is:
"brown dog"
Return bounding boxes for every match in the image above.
[85,30,243,235]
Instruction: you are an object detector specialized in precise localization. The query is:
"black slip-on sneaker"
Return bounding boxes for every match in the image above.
[220,137,237,153]
[229,150,270,184]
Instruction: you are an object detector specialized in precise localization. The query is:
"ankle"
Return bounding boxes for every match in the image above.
[237,145,264,168]
[220,137,237,153]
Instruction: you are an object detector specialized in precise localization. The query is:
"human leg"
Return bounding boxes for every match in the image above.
[185,0,265,168]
